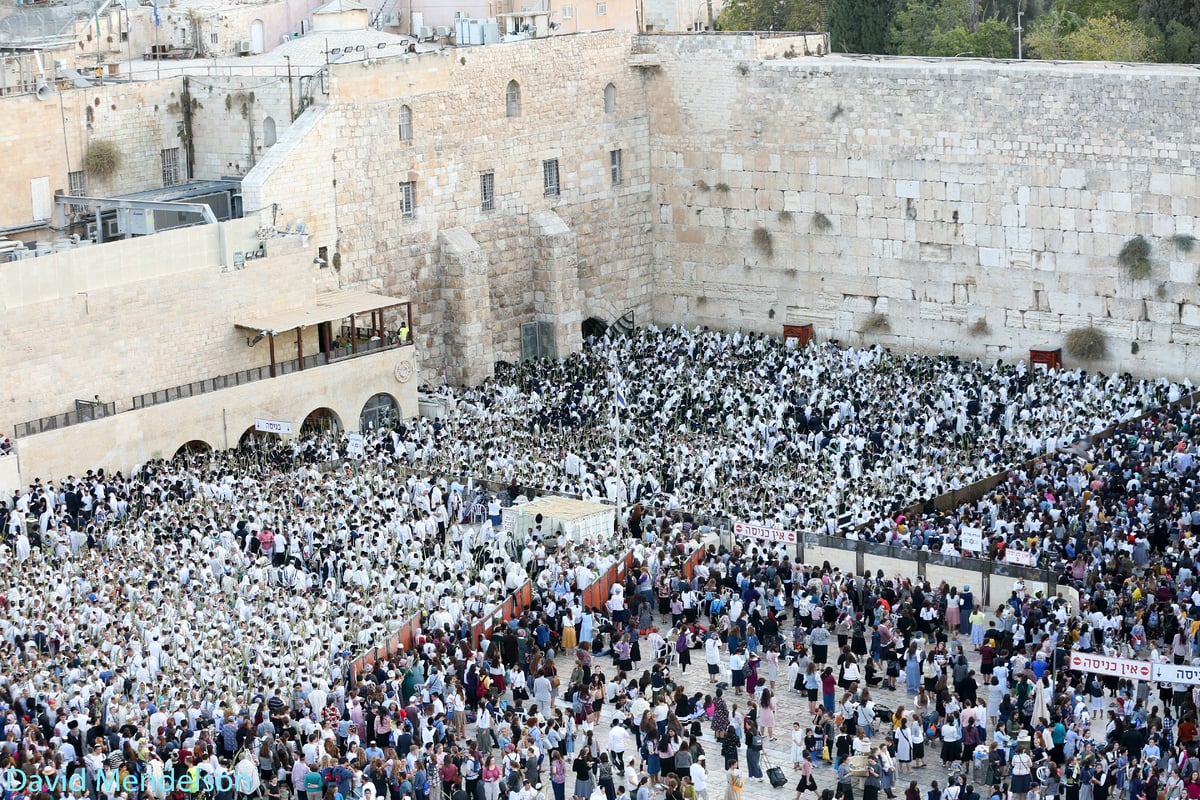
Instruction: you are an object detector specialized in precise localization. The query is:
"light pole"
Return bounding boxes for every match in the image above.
[1015,9,1023,59]
[954,51,974,57]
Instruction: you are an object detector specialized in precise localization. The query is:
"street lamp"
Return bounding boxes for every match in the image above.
[954,51,974,57]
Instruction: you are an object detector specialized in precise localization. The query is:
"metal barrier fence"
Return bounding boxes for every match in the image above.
[14,400,116,437]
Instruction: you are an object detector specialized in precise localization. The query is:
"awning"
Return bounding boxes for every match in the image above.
[234,291,408,334]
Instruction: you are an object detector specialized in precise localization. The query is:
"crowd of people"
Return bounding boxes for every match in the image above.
[0,324,1198,800]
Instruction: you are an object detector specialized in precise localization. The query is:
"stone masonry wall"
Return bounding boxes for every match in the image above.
[0,80,185,230]
[646,40,1200,379]
[246,31,656,385]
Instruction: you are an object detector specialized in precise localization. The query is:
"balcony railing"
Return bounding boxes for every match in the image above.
[14,400,117,438]
[132,338,403,411]
[13,339,407,437]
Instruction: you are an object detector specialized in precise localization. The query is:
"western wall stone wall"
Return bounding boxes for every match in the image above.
[645,38,1200,378]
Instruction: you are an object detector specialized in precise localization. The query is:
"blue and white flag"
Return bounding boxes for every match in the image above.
[153,0,161,27]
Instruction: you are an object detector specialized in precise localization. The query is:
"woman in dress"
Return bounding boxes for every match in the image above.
[561,610,577,651]
[791,722,806,771]
[945,587,961,633]
[902,642,921,695]
[895,717,913,775]
[760,690,777,741]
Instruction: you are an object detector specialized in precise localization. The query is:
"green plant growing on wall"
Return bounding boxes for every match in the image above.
[1169,233,1197,254]
[332,252,342,270]
[1065,325,1107,361]
[83,140,122,179]
[696,179,710,192]
[968,318,990,336]
[862,312,889,333]
[778,209,793,222]
[752,227,773,258]
[715,182,731,193]
[812,211,833,231]
[1131,341,1140,355]
[1118,235,1152,279]
[829,103,844,121]
[1157,283,1168,299]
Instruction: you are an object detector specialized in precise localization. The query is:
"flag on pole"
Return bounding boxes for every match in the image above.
[96,9,102,39]
[613,369,627,408]
[153,0,161,26]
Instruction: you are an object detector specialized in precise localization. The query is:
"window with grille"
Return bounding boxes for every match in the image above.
[68,170,86,213]
[562,4,573,16]
[543,159,559,197]
[480,171,495,211]
[596,2,607,14]
[399,105,412,142]
[160,147,183,186]
[610,149,622,185]
[399,181,415,218]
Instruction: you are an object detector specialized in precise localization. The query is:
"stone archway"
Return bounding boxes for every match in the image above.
[301,407,343,436]
[172,440,212,461]
[359,392,398,432]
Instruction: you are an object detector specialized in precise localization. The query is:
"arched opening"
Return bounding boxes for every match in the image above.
[398,104,412,142]
[263,116,277,147]
[172,440,212,461]
[505,80,521,118]
[582,317,609,340]
[604,83,616,114]
[359,392,398,432]
[302,407,344,436]
[238,425,280,447]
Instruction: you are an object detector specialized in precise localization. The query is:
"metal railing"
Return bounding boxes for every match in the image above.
[132,338,404,411]
[14,400,116,437]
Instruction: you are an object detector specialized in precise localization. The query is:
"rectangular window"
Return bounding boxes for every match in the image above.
[543,159,559,197]
[399,181,415,218]
[562,4,573,16]
[596,2,607,14]
[480,171,495,211]
[610,148,622,186]
[210,32,218,44]
[160,147,183,186]
[68,170,86,213]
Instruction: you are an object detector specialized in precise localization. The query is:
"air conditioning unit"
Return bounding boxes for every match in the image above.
[384,12,400,25]
[238,40,251,54]
[418,26,433,39]
[434,25,450,36]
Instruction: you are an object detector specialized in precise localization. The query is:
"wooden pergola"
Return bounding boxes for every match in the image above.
[235,290,412,377]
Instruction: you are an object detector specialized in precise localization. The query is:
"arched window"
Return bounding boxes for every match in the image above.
[263,116,277,147]
[398,104,412,142]
[506,80,521,118]
[604,83,616,114]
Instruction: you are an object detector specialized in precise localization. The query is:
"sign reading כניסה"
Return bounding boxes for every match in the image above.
[254,418,293,435]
